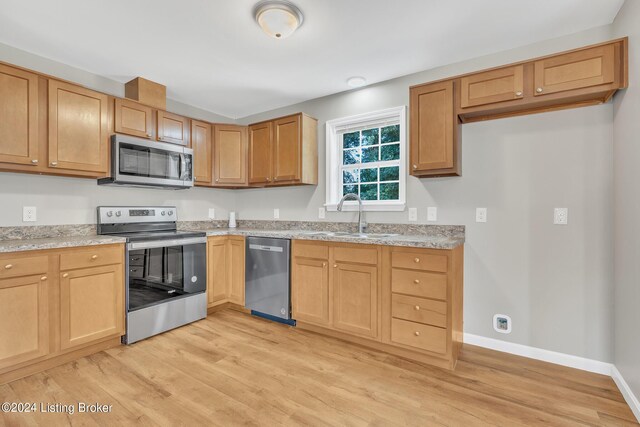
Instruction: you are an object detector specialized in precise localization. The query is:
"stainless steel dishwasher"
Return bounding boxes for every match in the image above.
[245,237,293,324]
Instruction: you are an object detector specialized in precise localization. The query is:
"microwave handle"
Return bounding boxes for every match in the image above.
[179,153,187,180]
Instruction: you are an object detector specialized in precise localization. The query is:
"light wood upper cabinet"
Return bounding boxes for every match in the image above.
[0,274,49,370]
[248,121,273,185]
[157,110,190,146]
[227,237,245,305]
[207,237,227,308]
[272,114,301,183]
[410,80,459,176]
[48,80,109,173]
[214,125,247,186]
[0,64,39,166]
[59,263,124,351]
[460,65,524,108]
[191,120,213,185]
[292,252,330,326]
[533,44,616,96]
[333,262,378,339]
[114,98,155,139]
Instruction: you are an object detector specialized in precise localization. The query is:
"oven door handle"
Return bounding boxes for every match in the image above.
[127,237,207,250]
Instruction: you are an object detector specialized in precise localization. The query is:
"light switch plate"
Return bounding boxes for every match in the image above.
[476,208,487,223]
[427,207,437,222]
[554,208,568,225]
[208,208,216,220]
[274,208,280,219]
[23,206,37,222]
[318,207,326,219]
[408,207,418,222]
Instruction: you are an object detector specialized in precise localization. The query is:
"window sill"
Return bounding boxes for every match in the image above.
[325,202,406,212]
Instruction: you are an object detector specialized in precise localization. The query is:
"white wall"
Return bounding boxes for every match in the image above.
[613,0,640,403]
[236,26,616,361]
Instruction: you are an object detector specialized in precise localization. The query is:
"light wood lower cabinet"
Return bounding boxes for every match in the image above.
[292,240,463,370]
[206,236,246,310]
[0,244,125,384]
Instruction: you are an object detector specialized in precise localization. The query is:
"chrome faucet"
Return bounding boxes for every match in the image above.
[337,193,367,234]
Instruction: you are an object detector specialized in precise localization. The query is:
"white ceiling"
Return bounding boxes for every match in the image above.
[0,0,625,119]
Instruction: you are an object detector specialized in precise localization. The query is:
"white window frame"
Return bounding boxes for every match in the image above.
[325,106,406,212]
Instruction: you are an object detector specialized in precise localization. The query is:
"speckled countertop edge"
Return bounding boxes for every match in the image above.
[0,235,127,254]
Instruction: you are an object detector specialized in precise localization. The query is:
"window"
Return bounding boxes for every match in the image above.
[326,106,406,211]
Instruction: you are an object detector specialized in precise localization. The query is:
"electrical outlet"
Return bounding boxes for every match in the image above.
[427,207,437,222]
[273,208,280,219]
[23,206,37,222]
[408,207,418,222]
[476,207,487,223]
[318,207,326,219]
[208,208,216,220]
[554,208,568,225]
[493,314,512,334]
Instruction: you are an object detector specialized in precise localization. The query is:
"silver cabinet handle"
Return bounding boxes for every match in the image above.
[50,161,58,167]
[31,159,38,164]
[536,87,543,93]
[515,91,523,97]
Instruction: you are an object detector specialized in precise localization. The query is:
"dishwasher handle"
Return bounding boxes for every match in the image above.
[249,244,284,253]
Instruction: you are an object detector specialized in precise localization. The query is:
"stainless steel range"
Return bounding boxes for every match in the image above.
[97,206,207,344]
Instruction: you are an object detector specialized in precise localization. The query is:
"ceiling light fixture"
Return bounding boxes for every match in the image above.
[347,76,367,88]
[253,0,304,39]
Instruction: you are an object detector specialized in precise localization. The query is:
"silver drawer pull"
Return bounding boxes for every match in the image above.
[414,331,420,337]
[4,264,12,270]
[415,305,420,311]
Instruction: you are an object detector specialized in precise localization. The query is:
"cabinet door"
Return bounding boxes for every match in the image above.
[534,44,615,96]
[0,64,39,166]
[60,264,124,350]
[410,80,458,175]
[114,98,154,139]
[332,263,378,338]
[48,80,109,173]
[460,65,524,108]
[207,237,227,307]
[292,257,330,325]
[0,275,49,370]
[157,110,190,146]
[272,115,301,183]
[191,120,213,185]
[248,121,273,185]
[214,125,247,186]
[227,238,245,305]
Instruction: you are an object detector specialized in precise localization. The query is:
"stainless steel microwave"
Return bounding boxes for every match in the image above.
[98,134,194,189]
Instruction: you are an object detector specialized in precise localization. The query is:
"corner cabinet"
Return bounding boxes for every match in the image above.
[206,236,246,310]
[248,113,318,187]
[213,125,248,187]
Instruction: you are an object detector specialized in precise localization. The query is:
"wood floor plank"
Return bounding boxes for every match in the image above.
[1,309,637,426]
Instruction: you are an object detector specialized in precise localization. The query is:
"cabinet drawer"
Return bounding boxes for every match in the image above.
[392,251,447,272]
[0,255,48,279]
[392,268,447,300]
[392,294,446,328]
[391,318,447,354]
[293,242,329,260]
[334,246,378,265]
[60,246,123,271]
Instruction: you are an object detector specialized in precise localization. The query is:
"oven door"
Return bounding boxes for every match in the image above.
[127,237,206,312]
[111,134,193,188]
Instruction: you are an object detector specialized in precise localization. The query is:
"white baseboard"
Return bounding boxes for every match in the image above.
[464,333,640,422]
[611,366,640,422]
[463,333,613,375]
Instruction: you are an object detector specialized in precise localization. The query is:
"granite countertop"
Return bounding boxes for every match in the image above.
[189,228,464,250]
[0,235,127,254]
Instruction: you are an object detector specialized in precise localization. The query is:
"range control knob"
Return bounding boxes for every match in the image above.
[115,211,122,217]
[168,211,174,216]
[161,211,166,216]
[106,211,113,217]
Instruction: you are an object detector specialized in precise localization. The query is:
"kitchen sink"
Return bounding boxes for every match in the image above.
[298,231,399,239]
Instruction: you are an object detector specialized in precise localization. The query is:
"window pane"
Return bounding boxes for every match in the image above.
[361,128,379,146]
[360,168,378,183]
[381,125,400,143]
[362,146,379,163]
[380,182,399,200]
[380,166,399,181]
[343,148,361,165]
[342,169,359,184]
[381,143,400,161]
[343,184,358,195]
[360,184,378,200]
[343,131,360,149]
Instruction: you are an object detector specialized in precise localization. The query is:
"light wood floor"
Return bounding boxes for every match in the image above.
[1,309,637,426]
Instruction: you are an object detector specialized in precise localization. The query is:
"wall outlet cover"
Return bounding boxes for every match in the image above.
[493,314,512,334]
[318,207,326,219]
[427,207,437,222]
[554,208,568,225]
[408,207,418,222]
[23,206,37,222]
[208,208,216,220]
[476,207,487,223]
[273,208,280,219]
